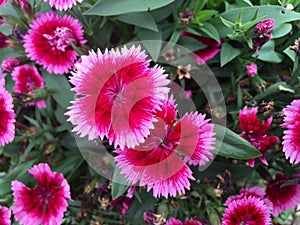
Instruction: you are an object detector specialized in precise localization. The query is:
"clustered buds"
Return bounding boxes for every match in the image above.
[252,19,275,51]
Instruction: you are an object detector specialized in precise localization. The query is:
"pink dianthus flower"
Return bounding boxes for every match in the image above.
[0,205,11,225]
[44,0,82,11]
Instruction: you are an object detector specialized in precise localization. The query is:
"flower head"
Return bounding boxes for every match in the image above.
[180,31,221,65]
[255,19,275,34]
[66,45,170,150]
[11,64,46,108]
[110,186,135,217]
[43,0,82,11]
[266,173,300,216]
[246,62,257,77]
[239,106,279,167]
[0,205,11,225]
[23,11,86,75]
[0,0,7,6]
[2,57,19,72]
[0,69,5,87]
[0,86,15,146]
[282,99,300,164]
[166,217,205,225]
[114,96,215,198]
[12,163,71,225]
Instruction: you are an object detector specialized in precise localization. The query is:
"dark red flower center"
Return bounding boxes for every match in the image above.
[0,97,10,135]
[43,27,76,52]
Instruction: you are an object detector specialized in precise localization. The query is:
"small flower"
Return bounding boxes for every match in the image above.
[1,57,19,72]
[110,186,135,217]
[166,217,205,225]
[180,31,221,64]
[245,62,257,77]
[12,163,71,225]
[0,205,11,225]
[184,90,192,99]
[266,173,300,216]
[23,11,86,75]
[179,8,194,25]
[239,106,279,167]
[66,45,170,150]
[282,99,300,164]
[0,86,15,146]
[289,38,300,57]
[254,19,275,34]
[44,0,82,11]
[11,64,46,108]
[177,64,191,79]
[0,0,7,7]
[115,96,215,198]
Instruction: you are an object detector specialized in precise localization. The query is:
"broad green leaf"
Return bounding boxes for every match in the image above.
[137,29,162,62]
[43,72,74,109]
[284,47,296,62]
[111,167,130,200]
[220,43,241,67]
[84,0,176,16]
[213,124,261,159]
[199,22,220,42]
[193,10,218,23]
[257,41,283,63]
[211,5,300,38]
[116,12,158,32]
[272,23,292,39]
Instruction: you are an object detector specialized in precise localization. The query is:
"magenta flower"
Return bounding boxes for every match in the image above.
[0,32,8,48]
[23,11,86,75]
[0,86,15,146]
[0,205,11,225]
[180,31,221,64]
[239,106,279,167]
[282,99,300,164]
[66,45,170,149]
[166,217,205,225]
[11,64,46,108]
[266,173,300,216]
[115,96,215,198]
[2,57,19,72]
[255,19,275,34]
[110,186,135,217]
[44,0,82,11]
[12,163,71,225]
[0,69,5,87]
[0,0,7,6]
[245,62,257,77]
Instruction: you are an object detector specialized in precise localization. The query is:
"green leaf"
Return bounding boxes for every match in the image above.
[43,72,74,109]
[84,0,176,16]
[253,82,292,101]
[272,23,292,39]
[111,167,130,200]
[256,41,283,63]
[199,22,220,42]
[220,43,241,67]
[193,10,218,23]
[240,15,267,31]
[116,12,158,31]
[220,16,235,29]
[284,47,296,62]
[213,124,261,159]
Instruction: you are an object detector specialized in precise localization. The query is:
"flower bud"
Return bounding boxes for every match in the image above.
[246,62,257,77]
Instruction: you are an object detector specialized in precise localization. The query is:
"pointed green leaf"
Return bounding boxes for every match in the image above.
[220,43,241,67]
[116,12,158,31]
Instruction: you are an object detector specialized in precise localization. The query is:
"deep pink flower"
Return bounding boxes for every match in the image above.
[0,205,11,225]
[239,106,279,167]
[282,99,300,164]
[222,195,271,225]
[266,173,300,216]
[246,62,257,77]
[66,45,170,149]
[23,11,86,75]
[255,19,275,34]
[0,69,5,87]
[115,96,215,198]
[253,33,272,52]
[1,57,19,72]
[110,186,135,217]
[44,0,82,11]
[11,64,46,108]
[0,0,7,7]
[0,86,15,146]
[0,32,8,48]
[180,31,221,65]
[166,217,204,225]
[12,163,71,225]
[166,218,184,225]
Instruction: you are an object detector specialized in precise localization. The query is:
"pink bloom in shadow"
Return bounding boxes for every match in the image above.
[282,99,300,164]
[1,57,19,72]
[110,186,135,217]
[180,31,221,64]
[11,64,46,108]
[23,11,86,75]
[0,205,11,225]
[66,45,170,150]
[239,106,279,167]
[0,85,15,146]
[266,173,300,216]
[114,96,215,198]
[12,163,71,225]
[166,217,205,225]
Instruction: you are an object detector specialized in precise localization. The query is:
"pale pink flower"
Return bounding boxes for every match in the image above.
[0,205,11,225]
[115,96,215,198]
[66,45,170,149]
[282,99,300,164]
[266,173,300,216]
[23,11,86,75]
[12,163,71,225]
[44,0,82,11]
[11,64,46,108]
[0,86,15,146]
